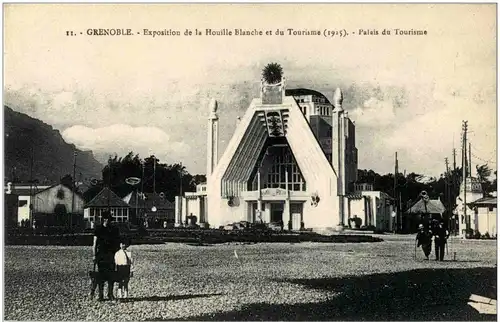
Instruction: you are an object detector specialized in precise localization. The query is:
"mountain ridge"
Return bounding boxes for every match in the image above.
[4,106,104,185]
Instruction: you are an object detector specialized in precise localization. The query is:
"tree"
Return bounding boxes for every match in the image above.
[476,164,492,182]
[476,164,494,196]
[356,168,461,214]
[191,174,207,186]
[490,171,498,194]
[60,174,75,190]
[83,182,104,203]
[100,152,201,202]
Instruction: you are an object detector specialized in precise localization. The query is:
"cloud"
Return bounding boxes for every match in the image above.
[381,91,496,176]
[349,96,397,127]
[4,3,496,178]
[61,124,191,166]
[7,67,496,178]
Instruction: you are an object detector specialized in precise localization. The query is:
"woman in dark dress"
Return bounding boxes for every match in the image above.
[93,211,120,301]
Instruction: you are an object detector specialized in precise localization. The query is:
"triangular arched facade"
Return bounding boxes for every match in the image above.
[207,95,344,229]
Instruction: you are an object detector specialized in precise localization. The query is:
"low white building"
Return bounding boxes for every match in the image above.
[346,183,394,231]
[455,177,484,237]
[83,187,130,227]
[469,196,497,237]
[175,183,207,226]
[4,182,54,225]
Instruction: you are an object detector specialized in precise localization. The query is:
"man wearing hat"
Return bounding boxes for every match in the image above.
[415,223,432,260]
[93,210,120,301]
[433,220,449,261]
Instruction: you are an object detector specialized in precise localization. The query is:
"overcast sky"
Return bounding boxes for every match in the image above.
[4,4,497,178]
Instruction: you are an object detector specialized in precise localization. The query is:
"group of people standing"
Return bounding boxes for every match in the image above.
[92,211,134,301]
[415,219,450,261]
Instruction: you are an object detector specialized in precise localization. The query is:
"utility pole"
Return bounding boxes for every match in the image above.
[451,147,457,235]
[153,156,156,212]
[469,142,472,178]
[141,161,145,221]
[394,152,399,232]
[179,162,184,225]
[71,150,77,229]
[452,148,456,171]
[11,167,16,184]
[445,156,449,204]
[464,136,468,179]
[452,147,457,192]
[29,147,34,229]
[462,120,468,237]
[107,157,111,213]
[445,157,450,233]
[153,156,156,195]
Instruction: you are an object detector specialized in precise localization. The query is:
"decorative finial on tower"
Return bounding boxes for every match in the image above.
[207,98,219,177]
[333,88,344,112]
[209,98,218,119]
[261,63,285,104]
[262,63,283,85]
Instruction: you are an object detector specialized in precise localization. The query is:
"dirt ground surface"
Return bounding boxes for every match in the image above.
[4,235,497,321]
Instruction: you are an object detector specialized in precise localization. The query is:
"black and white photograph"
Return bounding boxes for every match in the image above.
[2,3,498,321]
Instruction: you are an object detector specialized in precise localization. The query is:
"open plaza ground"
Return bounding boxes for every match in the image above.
[4,235,497,321]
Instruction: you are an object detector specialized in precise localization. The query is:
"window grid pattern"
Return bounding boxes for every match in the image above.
[89,207,129,223]
[264,147,306,191]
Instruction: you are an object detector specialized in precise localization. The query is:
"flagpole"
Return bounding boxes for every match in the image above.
[180,162,184,225]
[141,161,145,223]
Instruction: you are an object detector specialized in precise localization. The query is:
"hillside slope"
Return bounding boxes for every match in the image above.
[4,106,103,184]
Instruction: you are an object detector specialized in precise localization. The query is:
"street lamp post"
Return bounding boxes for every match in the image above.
[125,177,141,224]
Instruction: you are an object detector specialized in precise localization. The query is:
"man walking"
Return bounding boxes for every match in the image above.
[415,224,432,260]
[432,220,449,261]
[93,211,120,301]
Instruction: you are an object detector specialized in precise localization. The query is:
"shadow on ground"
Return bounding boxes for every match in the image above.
[125,293,223,303]
[172,267,496,321]
[183,242,216,247]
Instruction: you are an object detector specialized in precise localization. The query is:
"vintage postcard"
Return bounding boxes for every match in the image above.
[3,3,497,321]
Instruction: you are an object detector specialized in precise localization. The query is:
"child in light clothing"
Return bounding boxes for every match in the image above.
[114,238,133,299]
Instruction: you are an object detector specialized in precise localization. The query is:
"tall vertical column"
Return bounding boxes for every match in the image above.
[207,98,219,179]
[264,204,271,223]
[461,121,468,238]
[333,88,345,229]
[174,196,182,227]
[284,169,291,230]
[181,197,188,225]
[340,111,347,217]
[198,197,204,223]
[203,196,208,223]
[257,171,263,222]
[364,199,370,227]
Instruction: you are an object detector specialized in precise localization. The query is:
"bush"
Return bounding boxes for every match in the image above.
[466,229,482,239]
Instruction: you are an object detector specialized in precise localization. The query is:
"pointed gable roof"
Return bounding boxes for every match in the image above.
[468,196,497,206]
[35,183,85,198]
[123,191,175,210]
[211,95,337,198]
[406,198,445,214]
[85,187,130,208]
